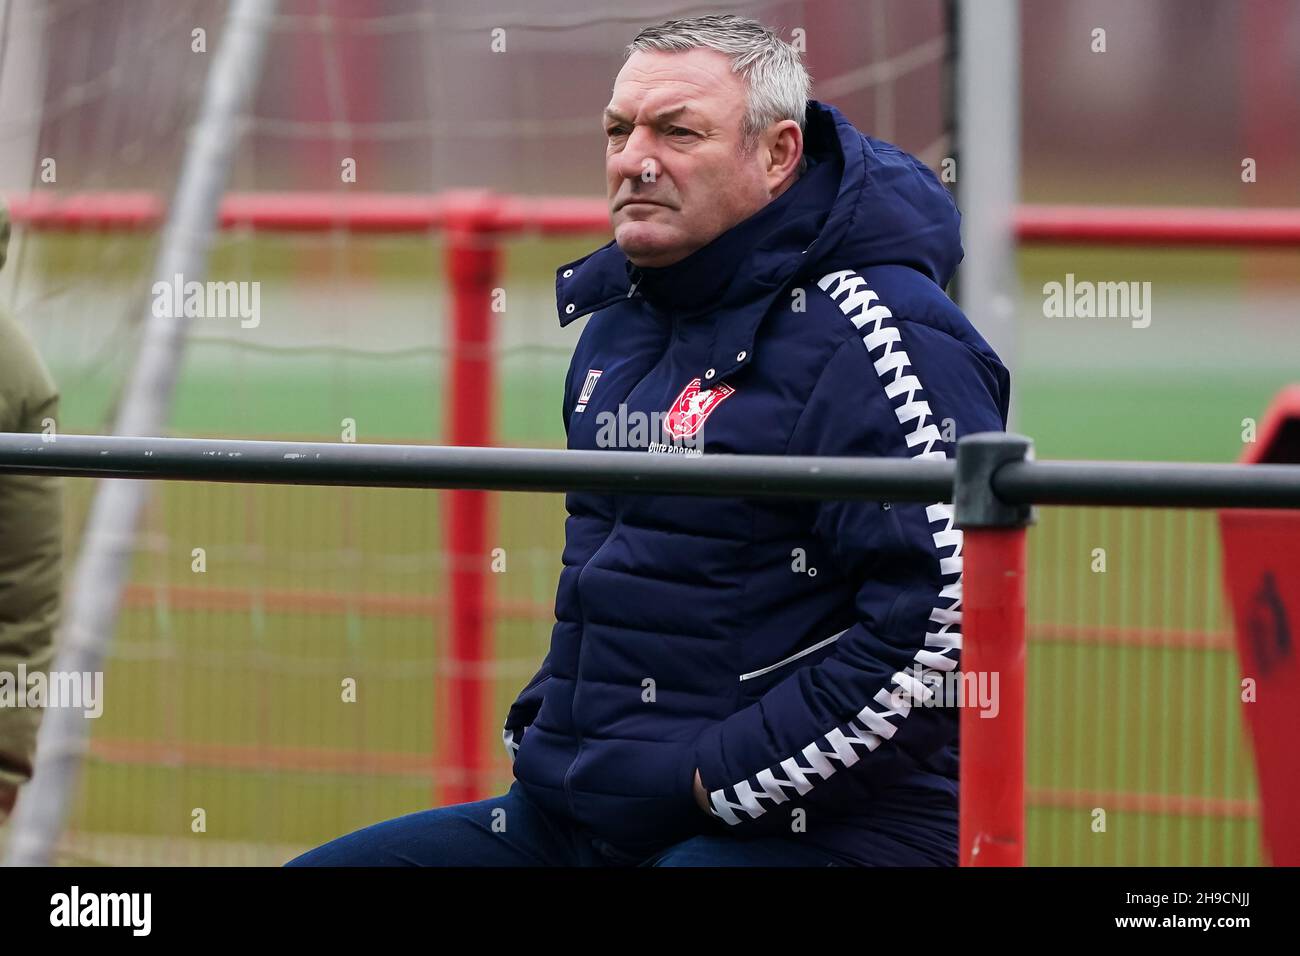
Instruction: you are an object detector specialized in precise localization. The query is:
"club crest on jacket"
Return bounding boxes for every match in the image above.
[664,377,736,439]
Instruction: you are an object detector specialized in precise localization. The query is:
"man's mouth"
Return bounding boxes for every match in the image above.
[617,199,671,211]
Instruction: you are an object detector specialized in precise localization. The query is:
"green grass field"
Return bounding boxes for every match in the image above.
[4,233,1297,865]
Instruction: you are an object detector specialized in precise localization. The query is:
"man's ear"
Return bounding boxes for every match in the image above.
[765,119,804,195]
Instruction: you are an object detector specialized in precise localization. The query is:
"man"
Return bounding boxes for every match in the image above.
[290,13,1009,867]
[0,199,64,825]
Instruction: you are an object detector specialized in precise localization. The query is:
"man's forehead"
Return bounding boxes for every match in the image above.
[607,49,743,120]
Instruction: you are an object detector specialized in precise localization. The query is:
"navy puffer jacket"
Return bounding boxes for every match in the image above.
[503,99,1010,865]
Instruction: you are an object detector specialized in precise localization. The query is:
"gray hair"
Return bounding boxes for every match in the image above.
[626,14,812,151]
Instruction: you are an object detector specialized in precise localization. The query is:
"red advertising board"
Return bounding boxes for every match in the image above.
[1219,385,1300,865]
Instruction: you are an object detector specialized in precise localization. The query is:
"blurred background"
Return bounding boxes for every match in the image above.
[0,0,1296,865]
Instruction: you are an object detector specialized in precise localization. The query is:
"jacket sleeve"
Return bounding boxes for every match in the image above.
[0,317,63,809]
[501,347,615,761]
[501,358,578,761]
[690,314,1003,834]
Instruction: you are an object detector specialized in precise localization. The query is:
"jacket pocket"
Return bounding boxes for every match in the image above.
[738,627,849,685]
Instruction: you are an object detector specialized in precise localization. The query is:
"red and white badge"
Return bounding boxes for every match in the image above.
[663,377,736,439]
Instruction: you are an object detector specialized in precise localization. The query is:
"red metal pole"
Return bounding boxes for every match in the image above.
[960,525,1028,866]
[1015,205,1300,247]
[12,192,1300,247]
[439,193,501,805]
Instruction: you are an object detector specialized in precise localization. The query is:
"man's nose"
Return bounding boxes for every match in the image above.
[614,126,662,186]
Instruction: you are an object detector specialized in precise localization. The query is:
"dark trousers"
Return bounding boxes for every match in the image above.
[284,780,903,867]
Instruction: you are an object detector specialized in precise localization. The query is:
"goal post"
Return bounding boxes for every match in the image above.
[4,0,279,867]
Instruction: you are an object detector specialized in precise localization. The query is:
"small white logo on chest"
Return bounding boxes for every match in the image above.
[575,368,603,412]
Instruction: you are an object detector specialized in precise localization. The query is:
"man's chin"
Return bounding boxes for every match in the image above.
[614,222,687,268]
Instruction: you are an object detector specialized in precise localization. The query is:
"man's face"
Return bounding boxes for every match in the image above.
[604,48,799,268]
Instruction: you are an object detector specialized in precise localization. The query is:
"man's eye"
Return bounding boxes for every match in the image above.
[606,126,627,137]
[669,127,696,137]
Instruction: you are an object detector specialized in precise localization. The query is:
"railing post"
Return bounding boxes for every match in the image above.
[955,432,1035,865]
[440,191,501,806]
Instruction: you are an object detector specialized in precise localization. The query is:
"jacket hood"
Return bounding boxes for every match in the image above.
[555,99,965,385]
[804,98,963,289]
